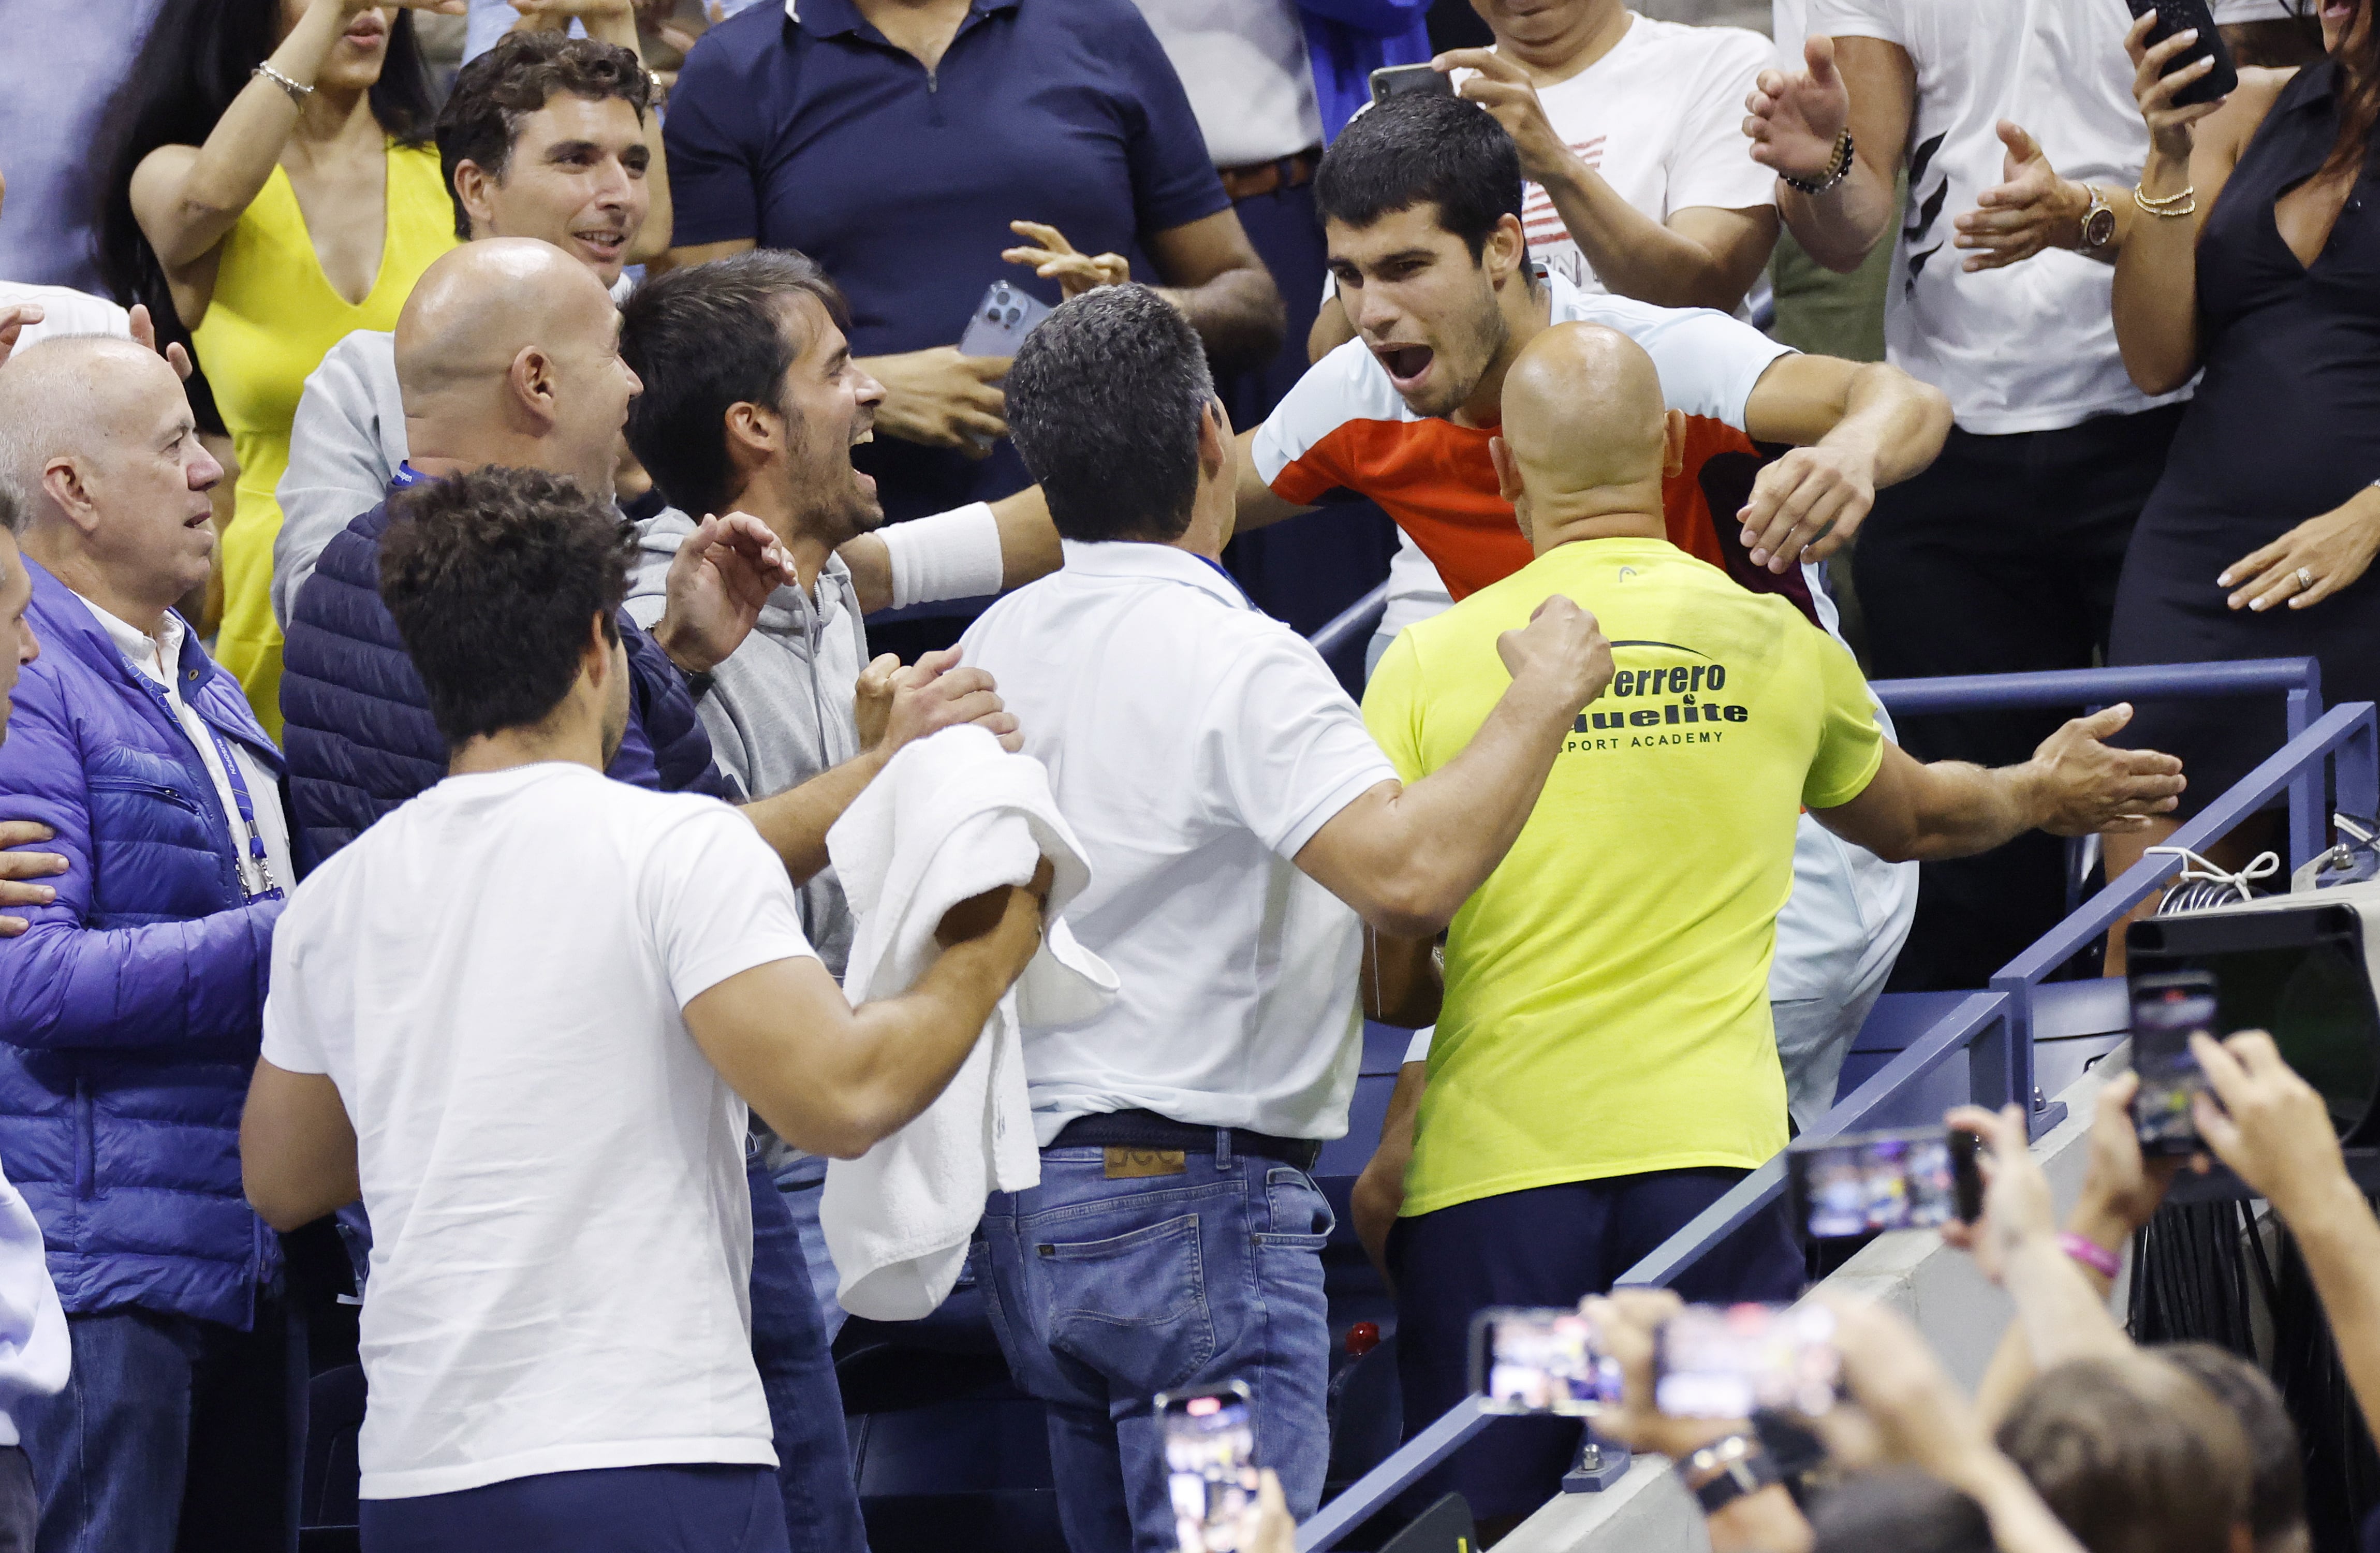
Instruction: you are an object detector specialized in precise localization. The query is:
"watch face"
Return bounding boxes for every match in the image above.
[2084,206,2117,248]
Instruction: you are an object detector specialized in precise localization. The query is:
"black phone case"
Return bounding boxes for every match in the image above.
[2125,0,2241,108]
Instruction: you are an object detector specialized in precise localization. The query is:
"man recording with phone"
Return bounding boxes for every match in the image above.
[1357,318,2187,1533]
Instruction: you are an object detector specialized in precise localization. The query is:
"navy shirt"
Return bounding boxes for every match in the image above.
[665,0,1231,522]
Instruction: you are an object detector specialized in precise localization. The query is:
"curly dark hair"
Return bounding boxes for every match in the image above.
[435,30,653,242]
[378,466,637,750]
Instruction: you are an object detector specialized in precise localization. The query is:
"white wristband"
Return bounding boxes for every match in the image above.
[882,502,1005,609]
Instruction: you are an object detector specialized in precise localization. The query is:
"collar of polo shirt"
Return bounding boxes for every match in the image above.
[784,0,1019,25]
[1059,539,1252,611]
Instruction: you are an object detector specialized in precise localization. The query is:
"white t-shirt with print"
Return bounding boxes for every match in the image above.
[1806,0,2189,432]
[1518,13,1780,295]
[261,763,814,1500]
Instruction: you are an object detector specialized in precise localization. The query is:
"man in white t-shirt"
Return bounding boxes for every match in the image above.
[1749,0,2192,988]
[961,284,1613,1553]
[241,465,1049,1552]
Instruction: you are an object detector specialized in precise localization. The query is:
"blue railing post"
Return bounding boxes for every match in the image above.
[2287,663,2326,870]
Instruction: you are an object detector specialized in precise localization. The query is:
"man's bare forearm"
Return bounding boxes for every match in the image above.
[1828,361,1952,488]
[1539,164,1767,312]
[1314,678,1579,936]
[739,748,887,882]
[2280,1178,2380,1447]
[1157,268,1287,374]
[1780,159,1900,273]
[1889,758,2045,861]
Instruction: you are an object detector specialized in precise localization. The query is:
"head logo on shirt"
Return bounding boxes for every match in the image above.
[1565,642,1746,753]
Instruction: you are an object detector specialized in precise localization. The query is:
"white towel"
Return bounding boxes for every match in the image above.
[820,724,1116,1320]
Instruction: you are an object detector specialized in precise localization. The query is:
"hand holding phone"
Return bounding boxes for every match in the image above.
[1159,1385,1259,1553]
[1471,1308,1624,1416]
[1786,1126,1985,1241]
[2124,0,2240,112]
[2131,969,2220,1156]
[1654,1302,1840,1419]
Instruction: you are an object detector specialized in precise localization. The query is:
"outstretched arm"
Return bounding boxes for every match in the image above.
[1746,35,1913,273]
[1737,352,1953,571]
[1811,704,2184,863]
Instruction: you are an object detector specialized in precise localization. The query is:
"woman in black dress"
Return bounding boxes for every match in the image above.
[2103,0,2380,911]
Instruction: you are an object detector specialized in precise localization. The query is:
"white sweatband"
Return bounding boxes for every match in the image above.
[883,501,1004,608]
[1403,1025,1434,1065]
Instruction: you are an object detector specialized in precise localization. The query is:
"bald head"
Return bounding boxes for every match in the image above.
[0,336,186,519]
[0,334,222,628]
[1491,323,1682,554]
[393,239,640,498]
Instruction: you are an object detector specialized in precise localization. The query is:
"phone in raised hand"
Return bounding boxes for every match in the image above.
[1369,64,1453,106]
[1786,1125,1985,1241]
[2124,0,2240,108]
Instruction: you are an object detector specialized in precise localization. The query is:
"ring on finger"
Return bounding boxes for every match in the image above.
[2297,566,2316,592]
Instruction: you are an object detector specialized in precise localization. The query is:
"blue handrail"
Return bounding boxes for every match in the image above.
[1294,653,2372,1550]
[1309,581,1390,665]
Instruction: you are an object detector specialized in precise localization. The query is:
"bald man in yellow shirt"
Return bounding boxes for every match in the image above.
[1357,321,2187,1528]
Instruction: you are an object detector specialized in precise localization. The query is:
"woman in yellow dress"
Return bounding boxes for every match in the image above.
[102,0,464,738]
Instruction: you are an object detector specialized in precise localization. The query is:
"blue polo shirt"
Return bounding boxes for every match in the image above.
[666,0,1230,522]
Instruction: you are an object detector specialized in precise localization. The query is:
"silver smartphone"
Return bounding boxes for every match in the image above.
[958,279,1052,361]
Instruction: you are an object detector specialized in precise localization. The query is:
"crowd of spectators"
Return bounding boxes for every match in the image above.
[0,0,2370,1549]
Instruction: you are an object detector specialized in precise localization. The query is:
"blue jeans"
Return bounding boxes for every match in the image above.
[360,1463,786,1552]
[974,1141,1334,1553]
[17,1301,303,1553]
[769,1153,848,1344]
[745,1155,868,1553]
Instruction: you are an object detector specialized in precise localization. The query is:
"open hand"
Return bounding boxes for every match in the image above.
[1745,36,1851,185]
[653,511,799,675]
[2219,494,2380,611]
[868,346,1008,455]
[1955,122,2092,271]
[1496,594,1613,712]
[1435,50,1573,184]
[1739,444,1876,569]
[1002,222,1128,300]
[0,823,68,937]
[2024,704,2185,836]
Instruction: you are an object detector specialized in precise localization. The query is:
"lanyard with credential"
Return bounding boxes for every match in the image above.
[198,714,283,903]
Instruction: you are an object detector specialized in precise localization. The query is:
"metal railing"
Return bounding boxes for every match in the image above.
[1296,655,2372,1551]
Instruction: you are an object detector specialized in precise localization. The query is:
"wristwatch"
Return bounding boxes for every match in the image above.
[2076,185,2117,252]
[1679,1434,1784,1515]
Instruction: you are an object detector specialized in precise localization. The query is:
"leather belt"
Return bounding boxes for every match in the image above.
[1050,1109,1323,1171]
[1218,148,1322,203]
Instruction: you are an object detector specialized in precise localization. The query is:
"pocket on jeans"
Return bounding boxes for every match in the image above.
[1255,1168,1334,1252]
[1043,1213,1216,1395]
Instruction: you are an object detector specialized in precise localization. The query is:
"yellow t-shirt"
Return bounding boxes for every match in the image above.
[1361,536,1885,1217]
[192,142,458,739]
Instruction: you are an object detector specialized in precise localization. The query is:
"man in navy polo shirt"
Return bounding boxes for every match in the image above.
[659,0,1285,547]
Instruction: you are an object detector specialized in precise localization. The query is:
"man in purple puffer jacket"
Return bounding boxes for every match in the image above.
[0,335,299,1552]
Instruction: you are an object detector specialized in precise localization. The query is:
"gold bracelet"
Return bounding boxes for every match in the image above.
[2132,183,2198,218]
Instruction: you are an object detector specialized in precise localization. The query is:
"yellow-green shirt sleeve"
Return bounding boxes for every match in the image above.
[1802,629,1887,810]
[1360,628,1429,785]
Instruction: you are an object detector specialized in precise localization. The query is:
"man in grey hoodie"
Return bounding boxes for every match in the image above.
[619,249,906,1338]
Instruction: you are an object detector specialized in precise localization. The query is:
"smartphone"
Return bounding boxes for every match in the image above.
[1470,1307,1625,1417]
[958,278,1052,361]
[1786,1126,1985,1241]
[1369,64,1455,106]
[1158,1384,1259,1553]
[2124,0,2240,108]
[2132,968,2220,1156]
[1655,1302,1840,1419]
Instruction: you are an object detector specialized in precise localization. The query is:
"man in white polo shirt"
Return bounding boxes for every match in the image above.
[960,284,1613,1553]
